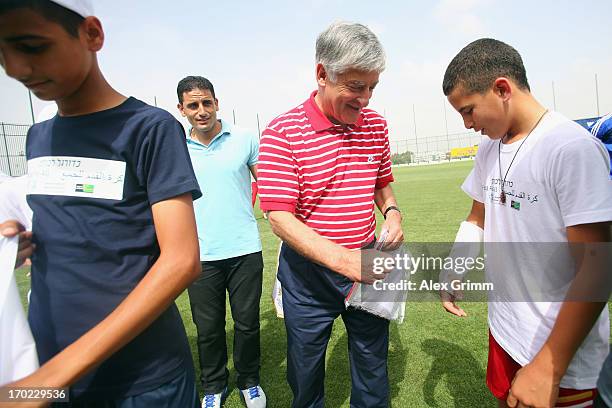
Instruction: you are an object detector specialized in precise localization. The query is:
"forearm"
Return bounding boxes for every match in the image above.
[22,254,199,388]
[533,301,606,380]
[466,200,485,229]
[373,184,404,250]
[506,223,611,407]
[533,223,611,380]
[20,195,201,389]
[32,258,198,387]
[374,184,398,214]
[268,211,354,278]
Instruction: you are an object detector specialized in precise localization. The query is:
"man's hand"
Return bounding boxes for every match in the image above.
[440,290,467,317]
[1,220,34,268]
[343,250,393,285]
[380,210,404,251]
[374,185,404,251]
[506,357,560,408]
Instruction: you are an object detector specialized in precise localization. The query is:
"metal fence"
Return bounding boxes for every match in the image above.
[0,115,601,175]
[0,122,482,174]
[390,131,483,164]
[0,123,29,177]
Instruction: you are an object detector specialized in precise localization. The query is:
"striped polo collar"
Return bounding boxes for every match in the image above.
[304,90,365,133]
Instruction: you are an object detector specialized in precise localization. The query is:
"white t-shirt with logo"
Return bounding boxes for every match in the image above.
[462,111,612,389]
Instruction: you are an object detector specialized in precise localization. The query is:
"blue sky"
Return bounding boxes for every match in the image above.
[1,0,611,149]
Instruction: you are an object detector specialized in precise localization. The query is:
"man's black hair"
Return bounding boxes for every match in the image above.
[177,76,216,103]
[442,38,530,96]
[0,0,84,38]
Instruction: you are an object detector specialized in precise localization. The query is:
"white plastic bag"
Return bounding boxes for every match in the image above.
[345,232,409,323]
[272,242,284,318]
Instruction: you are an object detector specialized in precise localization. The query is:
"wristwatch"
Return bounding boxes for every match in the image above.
[383,205,401,219]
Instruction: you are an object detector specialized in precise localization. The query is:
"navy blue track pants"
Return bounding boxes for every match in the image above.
[278,243,390,408]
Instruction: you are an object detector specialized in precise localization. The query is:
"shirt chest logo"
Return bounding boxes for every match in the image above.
[28,156,126,200]
[483,177,541,207]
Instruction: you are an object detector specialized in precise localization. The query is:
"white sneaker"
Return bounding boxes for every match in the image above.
[201,386,229,408]
[240,385,266,408]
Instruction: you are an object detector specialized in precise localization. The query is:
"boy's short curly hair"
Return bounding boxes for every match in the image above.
[443,38,530,96]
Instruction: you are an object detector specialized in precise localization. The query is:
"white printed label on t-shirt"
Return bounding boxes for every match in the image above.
[483,177,541,207]
[27,156,126,200]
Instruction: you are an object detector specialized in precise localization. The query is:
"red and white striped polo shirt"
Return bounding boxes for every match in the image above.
[258,91,394,250]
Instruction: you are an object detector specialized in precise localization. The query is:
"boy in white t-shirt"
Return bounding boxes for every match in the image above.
[441,38,612,408]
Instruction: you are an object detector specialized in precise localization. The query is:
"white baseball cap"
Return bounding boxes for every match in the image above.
[49,0,94,18]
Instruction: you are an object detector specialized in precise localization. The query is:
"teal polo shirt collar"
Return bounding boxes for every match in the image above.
[186,119,231,148]
[304,90,365,133]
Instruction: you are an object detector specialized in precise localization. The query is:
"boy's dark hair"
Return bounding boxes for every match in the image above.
[0,0,84,38]
[442,38,530,96]
[177,76,216,103]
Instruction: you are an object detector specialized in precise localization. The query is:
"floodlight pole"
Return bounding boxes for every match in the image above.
[595,74,600,117]
[256,113,261,139]
[413,104,418,159]
[443,98,450,161]
[551,81,557,111]
[1,122,12,176]
[232,109,236,125]
[28,90,35,124]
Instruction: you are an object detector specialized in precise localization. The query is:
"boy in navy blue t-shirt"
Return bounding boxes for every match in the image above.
[0,1,202,406]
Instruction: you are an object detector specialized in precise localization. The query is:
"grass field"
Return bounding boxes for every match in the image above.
[14,160,611,407]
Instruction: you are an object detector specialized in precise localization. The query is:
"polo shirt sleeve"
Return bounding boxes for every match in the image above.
[375,123,395,189]
[257,127,299,213]
[135,118,202,205]
[248,130,259,167]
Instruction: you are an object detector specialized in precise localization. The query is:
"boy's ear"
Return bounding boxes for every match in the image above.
[177,103,186,116]
[81,16,104,52]
[493,77,512,101]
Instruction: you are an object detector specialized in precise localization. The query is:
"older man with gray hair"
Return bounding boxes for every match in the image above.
[258,22,403,407]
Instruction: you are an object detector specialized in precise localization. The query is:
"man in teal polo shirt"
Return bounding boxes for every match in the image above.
[176,76,265,408]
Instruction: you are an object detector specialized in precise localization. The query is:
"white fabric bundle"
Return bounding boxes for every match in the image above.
[0,176,33,231]
[438,221,484,296]
[0,171,10,185]
[0,236,39,385]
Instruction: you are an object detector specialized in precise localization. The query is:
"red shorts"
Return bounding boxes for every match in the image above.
[486,331,597,407]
